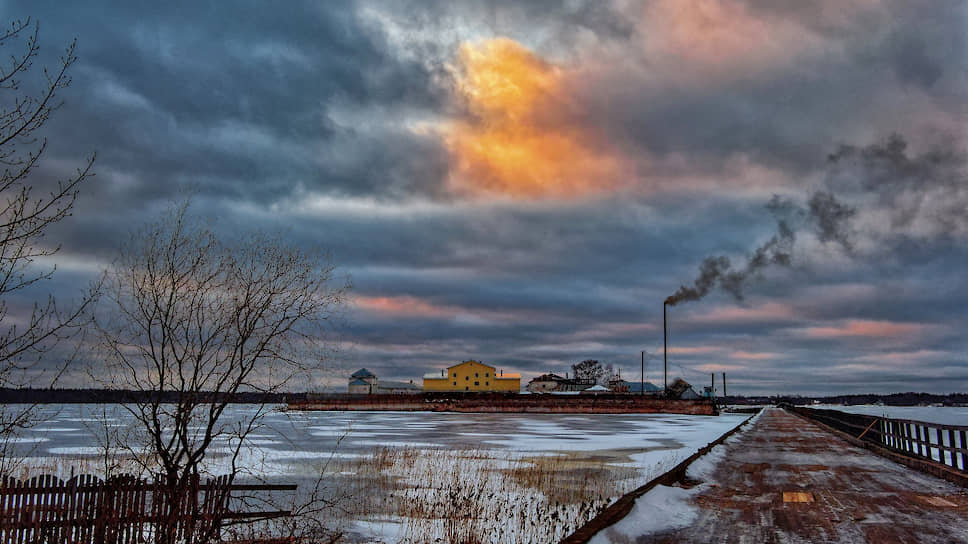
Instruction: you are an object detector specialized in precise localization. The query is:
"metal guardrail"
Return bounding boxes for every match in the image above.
[786,405,967,474]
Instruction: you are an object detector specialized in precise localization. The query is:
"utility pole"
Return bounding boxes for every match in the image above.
[722,372,727,398]
[640,351,645,395]
[711,372,715,401]
[663,302,668,396]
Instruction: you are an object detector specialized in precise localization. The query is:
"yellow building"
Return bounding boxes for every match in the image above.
[423,360,521,392]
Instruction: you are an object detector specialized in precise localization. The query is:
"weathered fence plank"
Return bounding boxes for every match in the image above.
[0,473,296,544]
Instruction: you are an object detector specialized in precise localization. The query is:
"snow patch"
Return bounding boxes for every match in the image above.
[590,484,702,543]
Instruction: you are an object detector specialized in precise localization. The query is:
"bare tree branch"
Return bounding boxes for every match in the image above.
[96,198,347,544]
[0,17,96,442]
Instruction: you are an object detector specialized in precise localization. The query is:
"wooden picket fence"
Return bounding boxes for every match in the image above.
[0,473,296,544]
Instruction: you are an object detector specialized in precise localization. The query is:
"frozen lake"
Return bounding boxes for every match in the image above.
[815,405,967,426]
[5,404,750,543]
[10,404,749,467]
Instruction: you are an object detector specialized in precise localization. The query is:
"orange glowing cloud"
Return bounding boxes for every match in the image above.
[445,38,626,198]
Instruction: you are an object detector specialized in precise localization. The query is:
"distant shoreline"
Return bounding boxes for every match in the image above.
[0,388,964,406]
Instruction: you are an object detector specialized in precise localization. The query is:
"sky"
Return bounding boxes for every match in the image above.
[2,0,966,395]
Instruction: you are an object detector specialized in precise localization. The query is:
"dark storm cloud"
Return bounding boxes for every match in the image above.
[0,1,964,394]
[371,0,635,51]
[580,0,967,175]
[2,0,451,211]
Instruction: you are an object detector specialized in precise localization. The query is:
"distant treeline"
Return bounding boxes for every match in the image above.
[0,388,313,404]
[722,392,968,407]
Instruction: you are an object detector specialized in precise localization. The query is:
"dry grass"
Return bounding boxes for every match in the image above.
[317,446,647,544]
[6,443,656,543]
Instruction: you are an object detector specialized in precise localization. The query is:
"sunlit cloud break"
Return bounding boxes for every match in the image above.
[444,37,627,198]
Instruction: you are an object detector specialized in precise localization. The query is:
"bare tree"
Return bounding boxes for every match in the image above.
[0,17,96,447]
[97,200,346,543]
[571,359,604,384]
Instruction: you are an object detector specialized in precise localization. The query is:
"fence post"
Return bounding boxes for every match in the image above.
[936,427,944,465]
[925,425,931,459]
[960,430,967,470]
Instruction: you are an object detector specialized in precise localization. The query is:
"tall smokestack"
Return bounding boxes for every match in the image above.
[640,351,644,396]
[722,372,727,397]
[663,301,668,395]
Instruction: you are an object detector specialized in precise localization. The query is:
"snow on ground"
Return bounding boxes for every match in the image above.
[815,404,968,426]
[590,408,763,544]
[4,405,752,543]
[590,485,703,543]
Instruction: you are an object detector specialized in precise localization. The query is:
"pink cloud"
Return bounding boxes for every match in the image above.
[666,346,722,355]
[636,0,829,84]
[691,301,797,324]
[354,294,549,325]
[728,350,783,360]
[571,322,658,341]
[850,350,952,364]
[354,295,455,318]
[797,319,928,339]
[696,363,745,372]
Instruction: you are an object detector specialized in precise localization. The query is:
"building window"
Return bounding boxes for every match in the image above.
[486,382,489,386]
[475,373,479,377]
[453,381,457,386]
[453,373,457,377]
[474,381,479,386]
[465,386,468,391]
[465,376,469,381]
[485,373,489,377]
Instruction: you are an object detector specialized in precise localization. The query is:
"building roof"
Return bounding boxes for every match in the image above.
[619,381,662,393]
[680,388,701,400]
[377,380,421,391]
[584,384,610,392]
[448,360,495,371]
[529,373,566,382]
[351,368,376,378]
[348,379,370,386]
[424,371,520,380]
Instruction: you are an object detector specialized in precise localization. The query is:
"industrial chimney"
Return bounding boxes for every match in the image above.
[663,301,669,396]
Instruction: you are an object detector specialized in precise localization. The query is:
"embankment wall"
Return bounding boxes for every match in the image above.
[287,393,716,415]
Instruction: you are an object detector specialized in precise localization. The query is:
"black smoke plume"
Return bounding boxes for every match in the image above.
[808,191,856,250]
[665,199,796,306]
[666,133,964,307]
[826,134,966,233]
